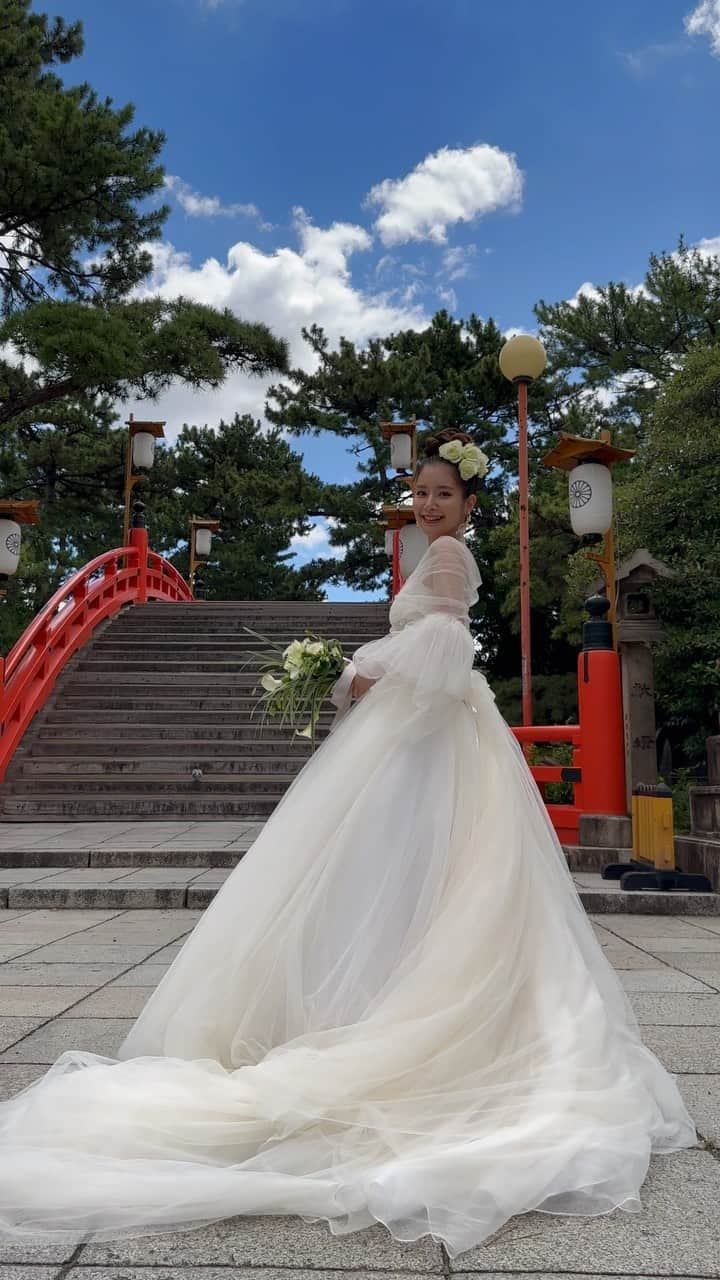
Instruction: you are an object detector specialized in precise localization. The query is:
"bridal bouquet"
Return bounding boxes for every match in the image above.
[240,627,348,749]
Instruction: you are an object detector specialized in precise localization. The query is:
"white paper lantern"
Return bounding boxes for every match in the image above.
[0,519,21,577]
[398,523,428,578]
[390,432,413,472]
[132,431,156,470]
[194,527,212,558]
[568,462,613,536]
[384,529,395,557]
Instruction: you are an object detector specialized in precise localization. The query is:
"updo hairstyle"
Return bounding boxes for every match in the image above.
[413,429,481,498]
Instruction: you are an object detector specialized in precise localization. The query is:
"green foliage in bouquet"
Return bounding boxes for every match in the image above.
[240,627,347,750]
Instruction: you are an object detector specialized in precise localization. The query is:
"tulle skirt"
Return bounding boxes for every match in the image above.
[0,670,697,1257]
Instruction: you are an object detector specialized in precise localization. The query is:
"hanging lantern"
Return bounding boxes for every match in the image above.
[194,527,213,558]
[0,520,21,578]
[132,431,157,470]
[390,432,413,472]
[568,462,613,536]
[399,523,428,578]
[384,529,395,557]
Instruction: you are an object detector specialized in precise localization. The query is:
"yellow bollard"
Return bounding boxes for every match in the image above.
[632,782,675,870]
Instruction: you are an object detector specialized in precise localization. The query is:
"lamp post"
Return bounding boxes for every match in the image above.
[379,418,427,593]
[540,429,635,648]
[189,516,220,598]
[499,334,547,727]
[123,415,165,547]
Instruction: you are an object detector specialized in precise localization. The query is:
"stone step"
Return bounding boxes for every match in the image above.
[61,671,326,686]
[53,695,313,712]
[17,755,306,776]
[42,709,336,725]
[1,870,717,912]
[4,773,297,795]
[0,795,281,819]
[87,641,364,656]
[25,737,315,757]
[113,617,388,629]
[27,723,332,742]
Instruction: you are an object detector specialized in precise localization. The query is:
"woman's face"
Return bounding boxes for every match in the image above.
[412,460,476,542]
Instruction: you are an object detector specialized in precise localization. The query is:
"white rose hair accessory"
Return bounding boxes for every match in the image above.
[438,440,489,482]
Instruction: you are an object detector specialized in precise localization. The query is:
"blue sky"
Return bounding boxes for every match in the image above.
[58,0,720,595]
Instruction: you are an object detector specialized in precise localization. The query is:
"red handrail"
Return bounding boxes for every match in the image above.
[0,527,192,783]
[512,724,583,846]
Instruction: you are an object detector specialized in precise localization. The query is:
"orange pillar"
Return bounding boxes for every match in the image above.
[578,597,626,815]
[129,525,149,605]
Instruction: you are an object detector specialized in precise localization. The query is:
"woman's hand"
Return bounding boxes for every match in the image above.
[351,673,376,699]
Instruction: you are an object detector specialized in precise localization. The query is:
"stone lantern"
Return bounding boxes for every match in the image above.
[591,548,674,810]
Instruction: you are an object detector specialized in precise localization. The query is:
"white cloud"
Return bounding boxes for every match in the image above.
[620,41,688,76]
[566,281,603,309]
[126,213,428,439]
[164,175,269,225]
[685,1,720,54]
[290,517,345,561]
[694,234,720,257]
[441,245,477,282]
[365,143,523,247]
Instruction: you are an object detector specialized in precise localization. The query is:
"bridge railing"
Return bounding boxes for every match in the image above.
[0,527,192,783]
[512,724,583,845]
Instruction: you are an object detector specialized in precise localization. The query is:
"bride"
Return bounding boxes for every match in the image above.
[0,429,697,1259]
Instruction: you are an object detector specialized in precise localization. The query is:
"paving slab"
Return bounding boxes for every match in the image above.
[651,957,720,984]
[67,1271,438,1280]
[0,1062,46,1101]
[20,942,165,964]
[677,1074,720,1143]
[0,963,126,987]
[78,1212,444,1272]
[0,1016,49,1052]
[65,986,154,1017]
[628,993,720,1024]
[107,963,170,986]
[449,1149,720,1274]
[0,1266,62,1279]
[0,986,93,1016]
[0,1016,131,1063]
[617,968,716,993]
[639,1025,720,1072]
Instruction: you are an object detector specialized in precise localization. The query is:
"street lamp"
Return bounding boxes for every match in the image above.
[499,334,547,727]
[189,516,220,598]
[0,500,41,597]
[123,415,165,547]
[540,429,635,647]
[380,417,417,475]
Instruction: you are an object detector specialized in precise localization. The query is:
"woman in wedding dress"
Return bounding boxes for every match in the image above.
[0,429,697,1258]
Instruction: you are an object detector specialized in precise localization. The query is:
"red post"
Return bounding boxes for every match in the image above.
[391,528,403,598]
[129,526,149,605]
[517,379,532,726]
[578,639,626,816]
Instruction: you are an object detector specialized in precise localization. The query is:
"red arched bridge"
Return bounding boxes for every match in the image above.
[0,527,626,847]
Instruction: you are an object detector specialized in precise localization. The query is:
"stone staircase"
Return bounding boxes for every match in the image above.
[0,600,390,821]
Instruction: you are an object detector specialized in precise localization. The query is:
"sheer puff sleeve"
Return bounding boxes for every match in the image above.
[345,536,481,722]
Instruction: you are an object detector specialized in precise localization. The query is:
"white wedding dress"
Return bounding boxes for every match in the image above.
[0,534,697,1257]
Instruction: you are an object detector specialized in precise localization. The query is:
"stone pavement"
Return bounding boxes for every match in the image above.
[0,823,718,914]
[0,907,719,1279]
